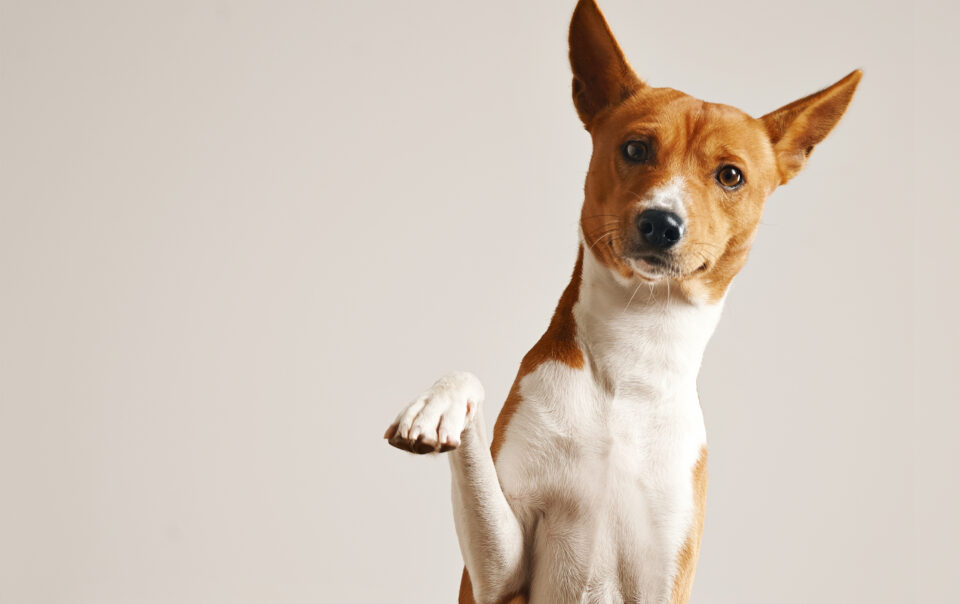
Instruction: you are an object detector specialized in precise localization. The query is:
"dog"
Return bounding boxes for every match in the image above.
[384,1,860,602]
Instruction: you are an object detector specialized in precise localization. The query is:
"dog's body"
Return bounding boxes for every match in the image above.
[385,2,860,602]
[476,249,719,603]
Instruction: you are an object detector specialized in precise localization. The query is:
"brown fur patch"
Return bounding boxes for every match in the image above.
[579,91,778,304]
[568,0,643,127]
[669,446,708,604]
[573,1,860,305]
[490,248,585,460]
[760,69,862,184]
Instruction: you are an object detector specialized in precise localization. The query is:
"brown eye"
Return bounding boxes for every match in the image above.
[716,165,744,189]
[622,140,650,163]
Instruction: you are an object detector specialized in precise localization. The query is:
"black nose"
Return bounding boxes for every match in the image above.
[636,209,684,249]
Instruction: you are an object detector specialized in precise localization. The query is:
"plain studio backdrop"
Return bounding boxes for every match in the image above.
[1,0,957,602]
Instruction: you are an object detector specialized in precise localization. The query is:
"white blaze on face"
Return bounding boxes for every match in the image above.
[641,176,689,220]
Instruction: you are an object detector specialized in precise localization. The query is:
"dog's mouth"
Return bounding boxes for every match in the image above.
[629,253,710,281]
[632,255,680,281]
[597,232,712,282]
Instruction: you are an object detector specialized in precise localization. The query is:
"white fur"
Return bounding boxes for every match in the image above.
[450,405,528,604]
[391,372,527,603]
[641,176,689,220]
[392,371,481,446]
[391,243,725,603]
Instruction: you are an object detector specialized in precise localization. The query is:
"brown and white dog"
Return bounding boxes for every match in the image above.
[384,1,860,602]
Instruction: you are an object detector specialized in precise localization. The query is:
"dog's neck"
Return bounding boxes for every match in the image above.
[573,243,725,403]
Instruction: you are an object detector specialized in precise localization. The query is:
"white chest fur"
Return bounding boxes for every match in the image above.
[494,247,724,603]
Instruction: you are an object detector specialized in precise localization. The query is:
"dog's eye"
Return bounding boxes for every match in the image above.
[716,165,744,189]
[622,140,650,163]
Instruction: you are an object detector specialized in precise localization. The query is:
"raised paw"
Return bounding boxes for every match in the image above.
[384,371,484,454]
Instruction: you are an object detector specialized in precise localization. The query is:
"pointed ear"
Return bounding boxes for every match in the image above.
[569,0,643,128]
[761,69,862,184]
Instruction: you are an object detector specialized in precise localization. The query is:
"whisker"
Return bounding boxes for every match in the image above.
[623,280,644,313]
[686,240,723,251]
[690,248,718,264]
[584,224,620,239]
[588,231,616,252]
[583,219,619,233]
[581,214,625,222]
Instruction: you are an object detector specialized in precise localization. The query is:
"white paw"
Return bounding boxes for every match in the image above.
[384,371,484,454]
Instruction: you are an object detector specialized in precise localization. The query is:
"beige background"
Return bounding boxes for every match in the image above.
[1,0,956,602]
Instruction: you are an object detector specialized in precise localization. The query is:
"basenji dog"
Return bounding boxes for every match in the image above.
[384,1,860,602]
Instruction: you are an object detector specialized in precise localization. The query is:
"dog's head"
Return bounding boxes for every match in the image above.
[571,0,860,302]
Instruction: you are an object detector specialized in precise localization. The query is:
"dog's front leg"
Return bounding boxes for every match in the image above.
[386,372,526,604]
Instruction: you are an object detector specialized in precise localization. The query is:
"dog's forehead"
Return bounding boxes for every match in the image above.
[607,89,768,152]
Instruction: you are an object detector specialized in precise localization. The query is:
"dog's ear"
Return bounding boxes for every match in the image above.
[761,70,862,184]
[569,0,643,129]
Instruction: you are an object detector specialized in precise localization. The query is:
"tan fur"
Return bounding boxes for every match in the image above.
[578,75,861,304]
[669,447,708,604]
[572,1,860,305]
[491,248,585,461]
[760,70,863,184]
